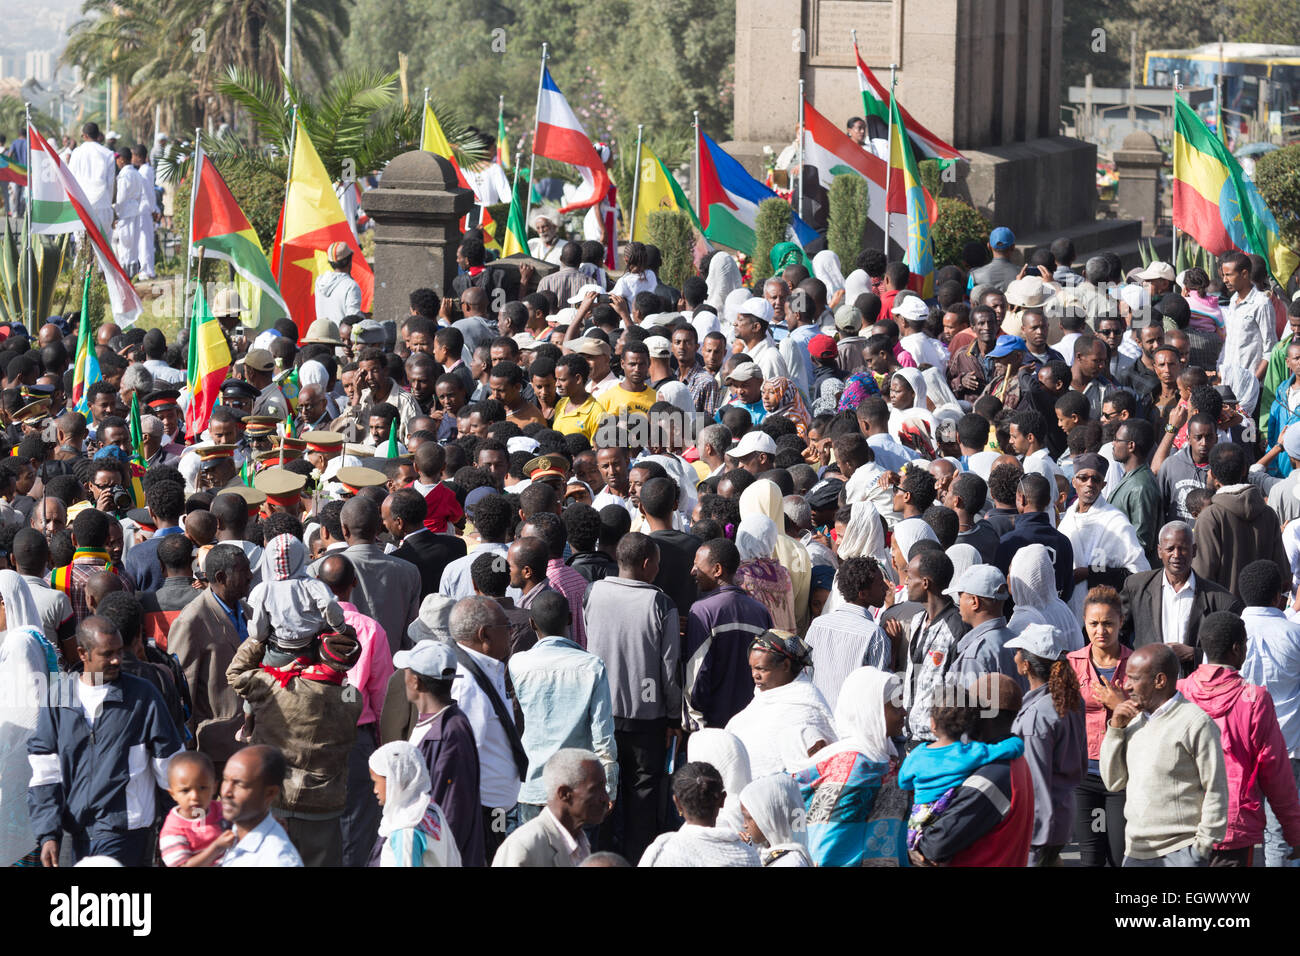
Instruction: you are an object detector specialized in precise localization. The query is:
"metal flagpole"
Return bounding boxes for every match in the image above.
[524,43,548,229]
[1172,71,1180,269]
[882,63,897,254]
[183,128,201,319]
[693,110,700,216]
[275,107,298,286]
[23,103,33,334]
[420,88,428,150]
[796,80,805,223]
[498,94,505,157]
[629,124,644,242]
[284,0,293,84]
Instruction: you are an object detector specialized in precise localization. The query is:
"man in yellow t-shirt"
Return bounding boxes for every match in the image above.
[552,352,608,441]
[598,341,656,419]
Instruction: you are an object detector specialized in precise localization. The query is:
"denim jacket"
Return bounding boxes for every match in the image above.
[508,636,619,806]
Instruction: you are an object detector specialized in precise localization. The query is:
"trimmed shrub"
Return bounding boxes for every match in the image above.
[931,198,991,268]
[827,173,870,272]
[646,210,695,290]
[752,198,793,282]
[1253,144,1300,251]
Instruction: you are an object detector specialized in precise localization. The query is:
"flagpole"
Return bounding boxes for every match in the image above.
[1172,71,1180,270]
[275,106,298,287]
[796,80,805,224]
[284,0,293,85]
[182,128,203,321]
[882,64,897,254]
[693,110,700,216]
[23,102,33,334]
[497,94,505,160]
[420,88,428,150]
[629,124,644,242]
[524,43,548,229]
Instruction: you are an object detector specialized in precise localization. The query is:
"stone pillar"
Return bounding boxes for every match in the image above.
[360,150,474,322]
[1113,130,1164,236]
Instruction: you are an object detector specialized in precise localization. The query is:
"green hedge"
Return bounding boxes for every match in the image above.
[646,210,695,290]
[752,198,792,282]
[1254,145,1300,251]
[931,198,991,268]
[827,173,869,272]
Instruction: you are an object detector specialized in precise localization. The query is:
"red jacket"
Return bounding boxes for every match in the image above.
[1178,664,1300,850]
[949,757,1035,866]
[1067,644,1133,761]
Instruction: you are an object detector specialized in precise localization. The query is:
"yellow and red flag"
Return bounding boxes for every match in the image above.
[271,119,374,339]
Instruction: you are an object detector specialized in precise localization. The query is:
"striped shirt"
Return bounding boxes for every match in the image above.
[805,604,891,711]
[546,558,589,649]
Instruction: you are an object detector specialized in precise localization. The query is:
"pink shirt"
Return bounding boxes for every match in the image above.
[159,802,225,866]
[342,600,394,726]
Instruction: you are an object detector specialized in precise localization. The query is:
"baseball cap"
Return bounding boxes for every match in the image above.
[726,361,763,383]
[569,337,610,357]
[989,226,1016,250]
[1005,623,1070,661]
[808,333,837,360]
[327,241,354,262]
[1215,384,1238,405]
[352,319,385,345]
[988,335,1027,359]
[644,335,672,359]
[568,283,604,305]
[393,639,458,679]
[892,295,929,323]
[244,349,274,373]
[833,305,863,333]
[550,307,577,329]
[1283,426,1300,460]
[729,430,777,459]
[738,297,774,324]
[805,478,845,510]
[1137,261,1175,282]
[943,564,1009,601]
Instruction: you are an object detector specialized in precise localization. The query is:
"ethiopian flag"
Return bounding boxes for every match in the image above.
[190,143,289,333]
[501,171,530,258]
[1173,96,1298,288]
[0,154,25,185]
[887,96,937,298]
[631,144,699,242]
[72,270,99,415]
[184,281,231,441]
[496,106,510,169]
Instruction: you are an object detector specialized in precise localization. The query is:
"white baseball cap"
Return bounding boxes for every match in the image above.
[392,639,458,679]
[567,283,605,305]
[738,297,774,323]
[728,430,777,459]
[1136,261,1175,282]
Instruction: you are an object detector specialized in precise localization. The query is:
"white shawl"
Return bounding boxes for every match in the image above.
[724,673,837,776]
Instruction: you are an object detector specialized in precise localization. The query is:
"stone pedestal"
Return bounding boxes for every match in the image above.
[1113,130,1164,237]
[362,150,475,322]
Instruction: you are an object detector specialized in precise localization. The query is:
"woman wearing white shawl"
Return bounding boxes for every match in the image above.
[706,252,742,311]
[889,517,939,585]
[654,381,695,417]
[740,774,814,866]
[945,543,982,587]
[686,728,753,834]
[1008,544,1085,649]
[789,666,911,866]
[735,514,797,631]
[725,630,836,777]
[368,740,461,867]
[822,501,889,614]
[843,269,873,305]
[0,570,59,867]
[886,367,936,442]
[812,250,847,313]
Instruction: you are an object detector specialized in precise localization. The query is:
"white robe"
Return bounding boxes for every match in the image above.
[1057,497,1151,623]
[135,161,158,277]
[112,164,148,274]
[68,140,117,235]
[724,674,837,777]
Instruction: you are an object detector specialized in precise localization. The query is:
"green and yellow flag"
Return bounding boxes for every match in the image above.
[631,144,699,241]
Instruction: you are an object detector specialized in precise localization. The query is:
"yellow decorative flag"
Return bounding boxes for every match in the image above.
[424,102,498,250]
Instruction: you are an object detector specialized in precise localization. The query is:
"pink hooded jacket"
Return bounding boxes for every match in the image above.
[1178,664,1300,850]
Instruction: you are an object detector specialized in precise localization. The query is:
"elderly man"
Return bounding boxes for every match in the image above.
[492,749,610,867]
[1058,454,1150,623]
[28,616,182,866]
[527,213,568,264]
[1122,521,1242,675]
[219,745,304,866]
[1101,643,1229,866]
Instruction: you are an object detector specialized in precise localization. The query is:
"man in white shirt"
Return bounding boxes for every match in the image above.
[527,214,569,264]
[1058,454,1150,623]
[68,122,117,235]
[220,745,304,867]
[111,149,148,277]
[733,297,788,382]
[131,144,158,279]
[447,596,524,860]
[1220,251,1276,413]
[314,241,363,324]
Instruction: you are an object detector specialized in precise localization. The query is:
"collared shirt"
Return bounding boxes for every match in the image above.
[1221,286,1276,375]
[743,336,789,383]
[211,590,249,643]
[903,602,966,742]
[439,541,510,600]
[679,362,721,417]
[21,572,74,647]
[340,600,393,727]
[542,806,589,866]
[546,558,589,649]
[452,642,521,810]
[867,431,919,473]
[804,603,890,711]
[1161,571,1197,647]
[552,394,607,440]
[221,812,304,867]
[590,372,621,399]
[1241,605,1300,758]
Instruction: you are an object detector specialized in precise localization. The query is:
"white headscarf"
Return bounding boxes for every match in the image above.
[813,250,846,296]
[736,514,779,561]
[822,501,890,615]
[368,741,432,837]
[739,774,813,866]
[891,517,938,564]
[890,367,928,411]
[843,269,872,305]
[655,381,695,416]
[723,287,752,327]
[0,570,42,633]
[946,543,982,586]
[1009,544,1083,649]
[0,570,50,866]
[298,360,329,390]
[688,728,753,834]
[829,666,900,763]
[706,254,743,310]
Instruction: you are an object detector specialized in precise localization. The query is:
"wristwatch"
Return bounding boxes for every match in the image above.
[1164,423,1176,434]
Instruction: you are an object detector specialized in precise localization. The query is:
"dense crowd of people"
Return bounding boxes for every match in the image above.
[1,220,1299,869]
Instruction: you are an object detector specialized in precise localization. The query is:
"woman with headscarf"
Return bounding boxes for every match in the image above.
[706,252,743,312]
[367,740,462,867]
[735,514,797,632]
[889,517,939,588]
[812,250,847,313]
[759,377,812,438]
[843,269,873,306]
[822,501,889,615]
[740,774,814,866]
[655,381,695,418]
[725,630,836,777]
[887,368,936,452]
[739,480,813,632]
[0,570,60,867]
[686,728,753,834]
[769,241,812,276]
[836,366,883,414]
[790,666,911,866]
[1008,544,1084,649]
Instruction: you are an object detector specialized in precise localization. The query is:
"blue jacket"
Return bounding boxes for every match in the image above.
[1266,374,1300,479]
[27,672,182,847]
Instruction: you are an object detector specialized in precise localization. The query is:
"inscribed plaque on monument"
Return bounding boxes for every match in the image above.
[809,0,895,67]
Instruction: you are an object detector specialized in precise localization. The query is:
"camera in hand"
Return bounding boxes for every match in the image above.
[110,485,134,512]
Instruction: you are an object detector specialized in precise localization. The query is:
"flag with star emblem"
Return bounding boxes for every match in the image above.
[886,96,937,298]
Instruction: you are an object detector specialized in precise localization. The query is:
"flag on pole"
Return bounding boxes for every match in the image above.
[500,172,530,258]
[1173,96,1298,288]
[854,43,962,163]
[0,154,26,185]
[190,145,289,333]
[28,123,142,325]
[801,99,906,248]
[423,102,499,251]
[71,270,99,414]
[128,392,146,468]
[631,144,699,242]
[384,417,399,458]
[696,130,817,256]
[534,67,610,213]
[887,96,937,298]
[271,119,374,339]
[184,280,232,441]
[496,107,511,169]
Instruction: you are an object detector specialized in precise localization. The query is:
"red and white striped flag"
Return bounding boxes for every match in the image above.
[534,67,609,213]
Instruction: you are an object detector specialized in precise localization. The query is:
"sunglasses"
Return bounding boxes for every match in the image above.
[1075,473,1104,484]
